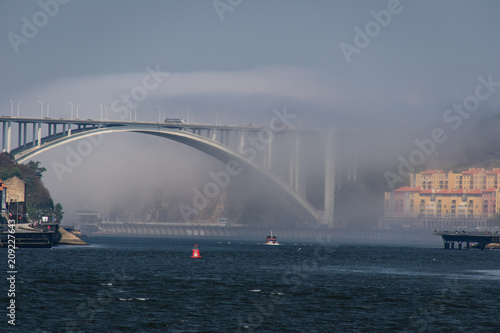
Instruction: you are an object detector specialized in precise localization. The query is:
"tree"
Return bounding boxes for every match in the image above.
[27,161,47,179]
[54,203,64,223]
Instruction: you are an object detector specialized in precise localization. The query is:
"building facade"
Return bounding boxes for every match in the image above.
[382,168,500,230]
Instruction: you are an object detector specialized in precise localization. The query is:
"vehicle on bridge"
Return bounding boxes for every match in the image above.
[164,118,186,124]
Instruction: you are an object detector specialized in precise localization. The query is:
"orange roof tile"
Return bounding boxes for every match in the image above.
[394,187,422,192]
[462,168,484,174]
[422,169,444,174]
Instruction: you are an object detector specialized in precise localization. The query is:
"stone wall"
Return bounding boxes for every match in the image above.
[4,176,25,203]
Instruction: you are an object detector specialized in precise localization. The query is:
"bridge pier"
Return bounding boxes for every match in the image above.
[18,123,22,148]
[23,123,27,148]
[37,123,42,147]
[323,128,335,227]
[6,122,11,153]
[32,123,36,147]
[1,122,5,152]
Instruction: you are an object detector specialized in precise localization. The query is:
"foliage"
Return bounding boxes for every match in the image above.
[0,153,59,222]
[27,160,47,179]
[54,203,64,223]
[0,167,21,180]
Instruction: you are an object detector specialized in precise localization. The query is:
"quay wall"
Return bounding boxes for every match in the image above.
[97,223,440,246]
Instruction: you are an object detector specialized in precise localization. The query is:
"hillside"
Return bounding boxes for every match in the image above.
[0,153,62,222]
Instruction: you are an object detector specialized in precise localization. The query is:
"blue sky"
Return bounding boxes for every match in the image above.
[1,0,500,218]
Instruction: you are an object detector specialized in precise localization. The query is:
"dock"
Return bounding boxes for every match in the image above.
[434,231,500,250]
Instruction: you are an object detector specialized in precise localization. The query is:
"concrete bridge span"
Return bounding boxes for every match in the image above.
[0,117,355,227]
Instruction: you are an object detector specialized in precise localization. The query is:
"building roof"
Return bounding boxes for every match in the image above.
[421,169,444,174]
[462,168,484,174]
[394,187,423,192]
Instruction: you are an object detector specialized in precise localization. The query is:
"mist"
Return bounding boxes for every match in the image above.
[2,1,500,231]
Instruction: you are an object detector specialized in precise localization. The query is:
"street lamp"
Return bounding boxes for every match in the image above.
[127,104,132,122]
[76,104,80,119]
[16,101,22,117]
[134,108,137,122]
[156,105,161,123]
[68,101,74,119]
[97,103,103,122]
[46,103,50,118]
[38,100,44,118]
[9,100,13,117]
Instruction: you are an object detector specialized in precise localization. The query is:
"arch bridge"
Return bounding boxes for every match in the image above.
[0,116,357,227]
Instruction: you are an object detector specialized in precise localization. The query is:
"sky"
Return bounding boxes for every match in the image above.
[1,0,500,223]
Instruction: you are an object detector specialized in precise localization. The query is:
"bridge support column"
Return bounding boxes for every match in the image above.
[7,122,11,153]
[294,133,300,193]
[2,122,6,152]
[348,147,357,183]
[267,133,273,171]
[288,133,301,192]
[23,123,27,147]
[37,123,42,147]
[32,123,36,147]
[323,128,335,227]
[18,123,22,148]
[238,130,245,154]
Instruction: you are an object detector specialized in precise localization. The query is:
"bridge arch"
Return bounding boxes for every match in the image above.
[13,126,320,224]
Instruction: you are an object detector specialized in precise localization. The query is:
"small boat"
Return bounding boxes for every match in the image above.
[265,231,280,245]
[191,244,202,258]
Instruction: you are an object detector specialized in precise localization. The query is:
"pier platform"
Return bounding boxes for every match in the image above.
[434,231,500,250]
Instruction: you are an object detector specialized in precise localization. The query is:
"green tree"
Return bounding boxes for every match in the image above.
[27,161,47,179]
[54,203,64,223]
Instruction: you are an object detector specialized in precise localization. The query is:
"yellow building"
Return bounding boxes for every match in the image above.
[383,168,500,231]
[384,187,500,219]
[410,168,500,190]
[416,188,484,219]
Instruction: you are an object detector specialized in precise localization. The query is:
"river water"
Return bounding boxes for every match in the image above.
[2,236,500,332]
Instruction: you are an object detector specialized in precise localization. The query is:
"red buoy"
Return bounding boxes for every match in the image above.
[191,244,202,258]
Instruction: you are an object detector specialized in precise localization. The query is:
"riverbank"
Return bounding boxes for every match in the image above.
[57,228,89,246]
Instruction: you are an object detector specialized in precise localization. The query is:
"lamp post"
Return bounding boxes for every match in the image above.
[98,103,103,122]
[156,105,161,123]
[127,104,132,122]
[76,104,80,119]
[46,103,50,118]
[68,102,74,119]
[16,101,22,117]
[9,100,13,117]
[134,108,137,122]
[38,100,44,118]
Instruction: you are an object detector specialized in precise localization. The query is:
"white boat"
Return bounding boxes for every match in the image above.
[265,231,280,245]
